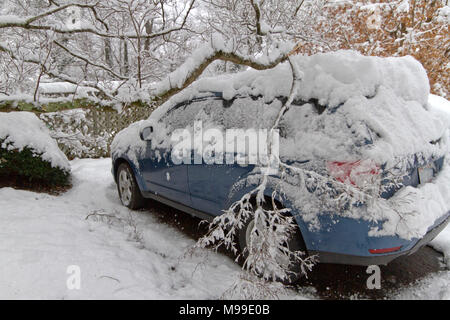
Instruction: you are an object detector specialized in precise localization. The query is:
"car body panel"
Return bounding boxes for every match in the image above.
[139,145,192,206]
[188,151,256,215]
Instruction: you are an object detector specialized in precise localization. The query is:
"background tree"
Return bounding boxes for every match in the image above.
[297,0,449,98]
[0,0,330,103]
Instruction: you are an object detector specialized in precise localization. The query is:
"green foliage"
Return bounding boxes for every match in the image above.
[0,139,70,187]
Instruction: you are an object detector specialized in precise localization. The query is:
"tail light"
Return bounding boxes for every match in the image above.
[369,246,402,254]
[326,159,380,191]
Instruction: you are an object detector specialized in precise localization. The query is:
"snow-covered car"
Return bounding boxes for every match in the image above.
[111,51,450,271]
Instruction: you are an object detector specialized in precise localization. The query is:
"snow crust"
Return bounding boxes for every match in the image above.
[427,93,450,267]
[367,160,450,240]
[0,111,70,171]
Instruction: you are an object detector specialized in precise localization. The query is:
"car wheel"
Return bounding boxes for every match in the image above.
[237,207,307,284]
[117,163,145,210]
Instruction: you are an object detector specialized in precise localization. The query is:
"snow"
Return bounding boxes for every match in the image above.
[141,50,445,164]
[0,111,70,171]
[149,51,440,166]
[429,94,450,130]
[387,93,450,299]
[111,120,148,166]
[38,82,86,95]
[149,34,294,98]
[390,272,450,300]
[396,0,410,14]
[366,159,450,240]
[427,93,450,267]
[0,158,245,299]
[0,158,313,299]
[0,14,27,24]
[437,5,450,24]
[153,50,430,112]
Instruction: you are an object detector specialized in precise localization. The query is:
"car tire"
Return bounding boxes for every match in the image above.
[237,204,307,284]
[117,163,145,210]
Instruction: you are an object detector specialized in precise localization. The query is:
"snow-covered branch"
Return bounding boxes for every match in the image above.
[152,39,295,101]
[0,42,114,100]
[53,40,128,81]
[0,0,196,40]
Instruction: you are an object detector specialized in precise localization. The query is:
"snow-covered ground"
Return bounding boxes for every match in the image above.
[0,158,244,299]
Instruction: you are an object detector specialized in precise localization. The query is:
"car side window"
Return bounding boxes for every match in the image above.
[160,95,283,132]
[160,97,222,130]
[210,96,283,130]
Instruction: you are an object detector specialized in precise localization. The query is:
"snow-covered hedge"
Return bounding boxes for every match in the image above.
[0,112,70,186]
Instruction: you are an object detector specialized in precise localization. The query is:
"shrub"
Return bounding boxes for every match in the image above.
[0,138,70,187]
[0,111,71,191]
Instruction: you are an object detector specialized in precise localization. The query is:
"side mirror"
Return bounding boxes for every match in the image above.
[139,126,154,141]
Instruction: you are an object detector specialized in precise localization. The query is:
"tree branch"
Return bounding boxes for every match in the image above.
[249,0,263,36]
[0,43,114,100]
[0,0,195,40]
[53,40,128,80]
[153,45,295,102]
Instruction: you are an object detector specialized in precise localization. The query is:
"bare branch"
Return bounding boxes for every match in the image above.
[0,0,196,40]
[0,42,113,100]
[249,0,263,36]
[53,40,128,80]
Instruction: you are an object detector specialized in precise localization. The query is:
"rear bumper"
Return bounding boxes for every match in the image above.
[310,211,450,266]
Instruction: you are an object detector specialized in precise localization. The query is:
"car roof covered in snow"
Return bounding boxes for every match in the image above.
[144,51,446,165]
[151,50,430,120]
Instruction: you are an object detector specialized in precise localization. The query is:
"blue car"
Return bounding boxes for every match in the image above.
[111,54,450,282]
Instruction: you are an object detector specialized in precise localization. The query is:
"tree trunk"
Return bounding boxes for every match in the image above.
[104,38,113,69]
[122,39,129,76]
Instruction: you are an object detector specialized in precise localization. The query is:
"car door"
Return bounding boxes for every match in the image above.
[138,100,204,207]
[188,158,255,216]
[139,143,191,206]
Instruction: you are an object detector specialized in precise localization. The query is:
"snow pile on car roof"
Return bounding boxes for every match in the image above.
[0,112,70,171]
[292,50,430,107]
[154,50,430,114]
[151,50,446,166]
